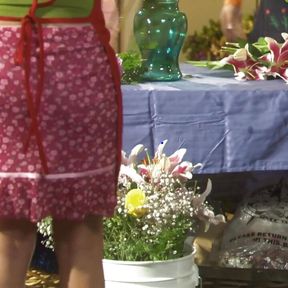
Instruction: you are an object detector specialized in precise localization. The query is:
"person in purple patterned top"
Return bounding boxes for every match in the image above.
[220,0,288,42]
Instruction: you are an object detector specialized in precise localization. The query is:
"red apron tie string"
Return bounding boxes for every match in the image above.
[14,5,49,174]
[89,0,123,182]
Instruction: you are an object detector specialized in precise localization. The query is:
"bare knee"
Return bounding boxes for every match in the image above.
[0,218,36,247]
[53,216,103,253]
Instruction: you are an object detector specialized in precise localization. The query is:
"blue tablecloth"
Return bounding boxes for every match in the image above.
[122,64,288,174]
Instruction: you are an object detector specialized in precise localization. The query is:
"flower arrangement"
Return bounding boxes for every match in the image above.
[103,140,225,261]
[218,33,288,82]
[38,140,225,262]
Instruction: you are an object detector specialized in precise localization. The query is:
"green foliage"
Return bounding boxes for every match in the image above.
[36,217,54,250]
[103,214,195,261]
[186,60,233,71]
[183,15,254,61]
[221,37,270,59]
[118,51,147,84]
[183,19,224,61]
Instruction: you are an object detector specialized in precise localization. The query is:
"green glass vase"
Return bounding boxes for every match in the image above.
[133,0,187,81]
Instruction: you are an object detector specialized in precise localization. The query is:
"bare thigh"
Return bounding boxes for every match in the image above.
[52,216,104,288]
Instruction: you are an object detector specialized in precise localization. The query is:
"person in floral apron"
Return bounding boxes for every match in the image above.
[220,0,288,42]
[0,0,122,287]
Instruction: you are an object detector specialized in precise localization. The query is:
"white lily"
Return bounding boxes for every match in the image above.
[122,144,144,166]
[192,178,212,207]
[192,179,226,231]
[120,165,145,184]
[196,206,226,232]
[154,140,168,159]
[159,155,171,173]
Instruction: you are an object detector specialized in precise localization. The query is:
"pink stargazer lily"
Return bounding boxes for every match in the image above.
[221,47,263,80]
[167,148,187,172]
[172,161,202,180]
[171,161,194,179]
[154,139,190,173]
[220,33,288,82]
[129,140,203,183]
[260,33,288,82]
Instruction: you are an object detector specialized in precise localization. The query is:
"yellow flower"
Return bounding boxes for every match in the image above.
[125,189,148,217]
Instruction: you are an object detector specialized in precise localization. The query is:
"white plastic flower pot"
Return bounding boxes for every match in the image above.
[103,249,199,288]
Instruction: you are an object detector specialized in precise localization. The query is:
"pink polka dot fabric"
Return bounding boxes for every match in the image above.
[0,25,119,222]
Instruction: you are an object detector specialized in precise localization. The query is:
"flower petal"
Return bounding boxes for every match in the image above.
[282,33,288,41]
[278,49,288,65]
[192,178,212,207]
[168,148,187,165]
[275,69,288,83]
[155,140,168,159]
[128,144,144,165]
[138,164,150,176]
[120,165,145,184]
[210,214,226,225]
[265,37,280,62]
[193,163,203,171]
[125,189,147,217]
[159,156,171,173]
[171,161,193,179]
[280,38,288,55]
[235,71,247,80]
[121,151,129,165]
[233,48,248,61]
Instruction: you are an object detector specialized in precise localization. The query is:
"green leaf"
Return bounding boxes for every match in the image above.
[186,60,233,71]
[117,51,147,84]
[246,43,263,59]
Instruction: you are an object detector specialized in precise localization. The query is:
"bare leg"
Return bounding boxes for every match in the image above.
[53,216,104,288]
[0,219,37,288]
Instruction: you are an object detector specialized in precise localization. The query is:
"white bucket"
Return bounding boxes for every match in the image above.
[103,250,199,288]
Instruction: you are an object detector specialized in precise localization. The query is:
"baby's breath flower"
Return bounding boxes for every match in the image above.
[142,224,148,231]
